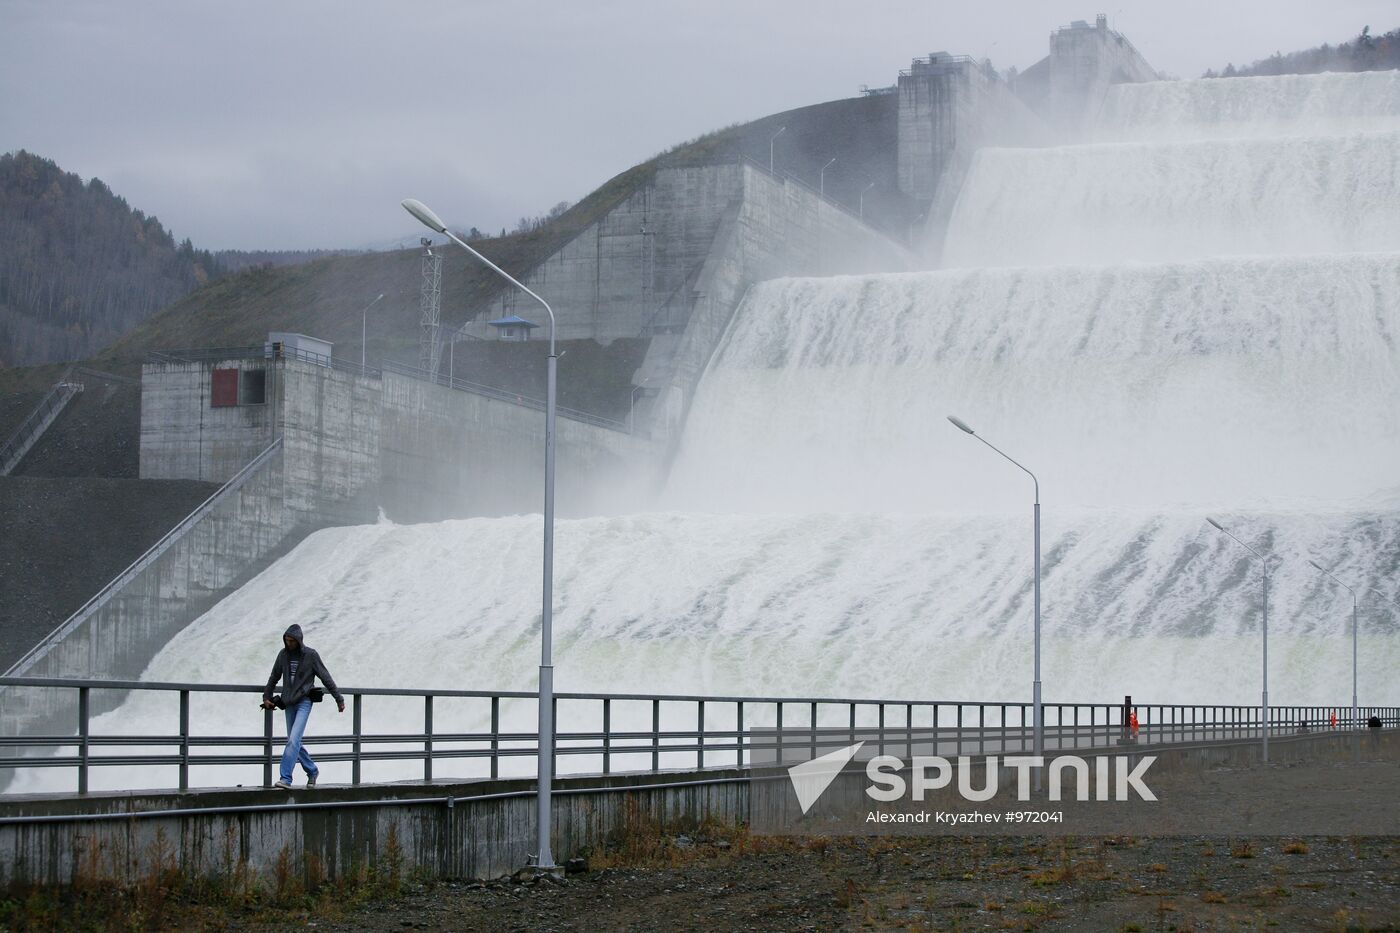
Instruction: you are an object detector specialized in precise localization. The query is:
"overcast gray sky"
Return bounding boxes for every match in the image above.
[2,0,1393,250]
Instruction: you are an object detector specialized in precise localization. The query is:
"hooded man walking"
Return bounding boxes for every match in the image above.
[262,624,344,789]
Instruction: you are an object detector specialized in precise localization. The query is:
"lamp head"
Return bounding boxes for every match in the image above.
[946,415,975,435]
[402,198,448,234]
[1206,517,1224,531]
[1309,559,1324,572]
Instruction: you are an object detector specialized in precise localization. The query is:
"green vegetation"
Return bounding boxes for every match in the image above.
[0,151,222,368]
[1204,25,1400,78]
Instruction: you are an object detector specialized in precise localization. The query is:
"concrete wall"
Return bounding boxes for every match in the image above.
[1,443,297,736]
[140,357,276,483]
[379,371,658,522]
[636,162,912,440]
[468,166,747,343]
[0,770,749,887]
[1045,15,1158,133]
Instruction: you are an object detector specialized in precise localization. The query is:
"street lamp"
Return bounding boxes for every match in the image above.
[629,379,653,434]
[859,181,876,221]
[769,125,786,174]
[402,197,560,871]
[360,293,385,369]
[1308,559,1358,728]
[946,414,1042,790]
[820,158,837,197]
[1205,517,1271,761]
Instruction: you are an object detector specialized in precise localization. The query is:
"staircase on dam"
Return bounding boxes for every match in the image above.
[0,376,83,476]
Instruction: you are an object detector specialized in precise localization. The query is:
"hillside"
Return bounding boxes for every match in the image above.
[0,151,222,368]
[84,93,904,385]
[1205,25,1400,77]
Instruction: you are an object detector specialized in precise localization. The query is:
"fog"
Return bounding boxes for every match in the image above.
[1,0,1395,249]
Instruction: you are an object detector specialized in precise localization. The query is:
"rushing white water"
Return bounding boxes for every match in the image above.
[942,131,1400,267]
[17,69,1400,792]
[1096,70,1400,141]
[665,256,1400,512]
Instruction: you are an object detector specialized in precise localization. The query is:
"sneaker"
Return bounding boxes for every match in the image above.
[273,780,292,790]
[306,773,318,788]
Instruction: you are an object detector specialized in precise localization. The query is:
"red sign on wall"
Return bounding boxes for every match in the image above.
[211,368,239,407]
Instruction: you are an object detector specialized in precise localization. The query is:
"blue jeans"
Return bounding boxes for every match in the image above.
[280,698,318,784]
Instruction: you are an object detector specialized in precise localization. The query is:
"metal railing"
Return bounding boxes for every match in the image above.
[3,439,284,677]
[0,377,83,475]
[1,676,1393,795]
[146,345,380,379]
[381,360,631,433]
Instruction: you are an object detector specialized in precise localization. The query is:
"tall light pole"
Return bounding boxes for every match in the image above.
[402,198,559,871]
[859,181,876,221]
[769,125,786,174]
[1205,517,1270,761]
[360,293,385,369]
[947,415,1042,790]
[1309,559,1358,727]
[820,158,837,197]
[629,379,653,434]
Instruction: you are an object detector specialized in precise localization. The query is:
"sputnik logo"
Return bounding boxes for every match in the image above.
[787,742,864,814]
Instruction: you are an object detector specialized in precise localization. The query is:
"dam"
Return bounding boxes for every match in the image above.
[7,66,1400,794]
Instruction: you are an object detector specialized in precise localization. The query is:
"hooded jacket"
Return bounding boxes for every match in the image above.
[263,624,343,706]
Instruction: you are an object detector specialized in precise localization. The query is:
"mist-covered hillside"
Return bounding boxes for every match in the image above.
[0,151,223,368]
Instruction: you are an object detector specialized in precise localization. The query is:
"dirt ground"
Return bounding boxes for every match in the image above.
[226,756,1400,932]
[234,833,1399,932]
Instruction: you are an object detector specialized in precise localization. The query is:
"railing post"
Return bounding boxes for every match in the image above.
[424,695,434,782]
[179,689,190,791]
[352,694,362,786]
[810,701,818,762]
[77,686,89,795]
[876,703,884,758]
[737,701,745,768]
[263,705,274,788]
[651,699,660,773]
[602,698,612,775]
[848,702,856,750]
[490,696,500,781]
[905,703,913,758]
[956,704,963,757]
[551,696,559,779]
[775,702,784,765]
[694,700,705,767]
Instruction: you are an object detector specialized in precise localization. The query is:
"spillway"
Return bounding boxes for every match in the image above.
[20,69,1400,792]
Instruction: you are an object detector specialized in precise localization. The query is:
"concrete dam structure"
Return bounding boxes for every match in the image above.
[9,64,1399,795]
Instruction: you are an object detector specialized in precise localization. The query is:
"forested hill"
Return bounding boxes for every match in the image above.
[0,150,222,368]
[1204,25,1400,78]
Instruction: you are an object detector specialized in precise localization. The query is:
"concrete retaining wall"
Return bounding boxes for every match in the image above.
[0,770,748,888]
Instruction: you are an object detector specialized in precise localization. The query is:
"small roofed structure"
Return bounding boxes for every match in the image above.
[487,315,539,342]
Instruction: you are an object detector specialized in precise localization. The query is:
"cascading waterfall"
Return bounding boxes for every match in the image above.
[15,69,1399,792]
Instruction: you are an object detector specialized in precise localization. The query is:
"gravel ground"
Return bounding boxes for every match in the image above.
[227,758,1400,933]
[232,835,1399,932]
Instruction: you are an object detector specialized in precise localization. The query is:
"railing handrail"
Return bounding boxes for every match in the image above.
[2,675,1393,714]
[0,376,82,472]
[2,674,1392,795]
[381,360,631,433]
[3,437,285,677]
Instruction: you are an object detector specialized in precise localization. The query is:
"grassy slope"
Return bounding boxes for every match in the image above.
[0,94,898,412]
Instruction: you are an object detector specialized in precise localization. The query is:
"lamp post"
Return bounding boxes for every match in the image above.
[629,379,653,434]
[360,293,385,369]
[820,158,837,197]
[1205,517,1270,761]
[769,125,786,174]
[859,181,876,221]
[1309,559,1358,728]
[947,415,1042,790]
[402,198,559,871]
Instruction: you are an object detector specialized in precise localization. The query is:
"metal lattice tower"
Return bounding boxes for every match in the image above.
[419,238,443,377]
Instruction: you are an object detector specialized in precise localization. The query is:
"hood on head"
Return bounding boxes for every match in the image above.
[283,624,303,650]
